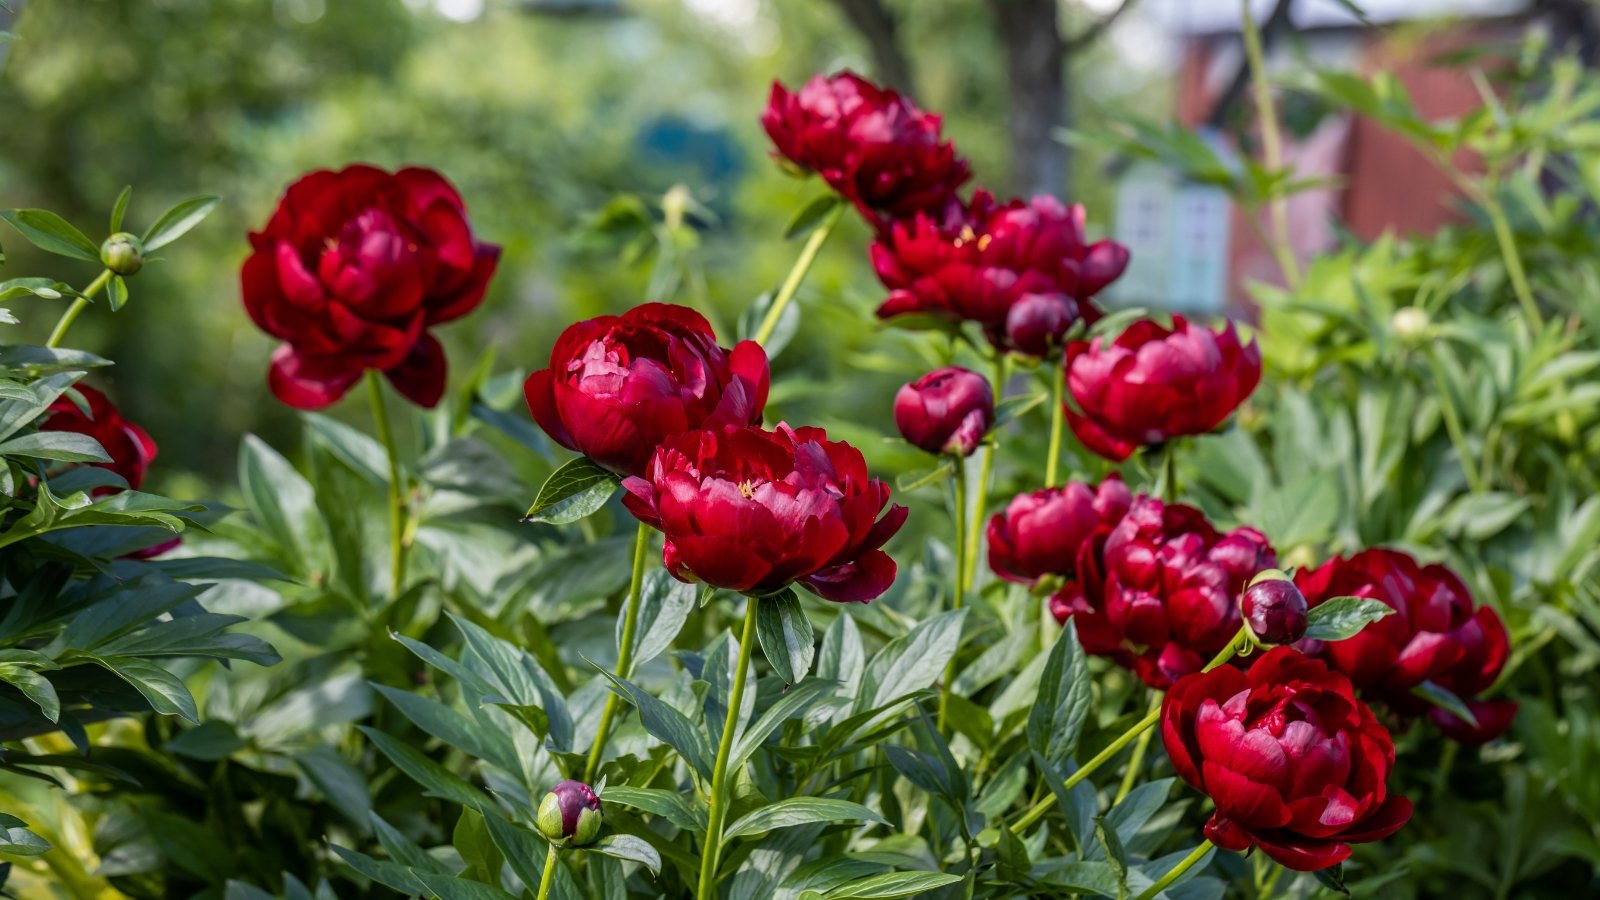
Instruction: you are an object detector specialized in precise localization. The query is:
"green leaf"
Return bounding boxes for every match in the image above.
[730,677,837,769]
[165,720,247,760]
[0,815,51,856]
[819,871,963,899]
[106,274,128,312]
[239,433,328,562]
[522,456,619,525]
[600,785,706,833]
[620,568,695,669]
[0,430,111,463]
[723,797,887,839]
[784,194,842,240]
[409,873,519,900]
[590,833,661,875]
[1412,680,1479,728]
[991,391,1048,430]
[591,667,714,779]
[1314,861,1350,896]
[755,588,814,684]
[0,665,58,722]
[1028,621,1092,767]
[98,656,198,721]
[0,277,84,302]
[0,209,100,261]
[371,683,521,776]
[894,459,954,493]
[1303,596,1395,642]
[858,609,966,712]
[142,195,219,251]
[109,186,132,233]
[356,725,489,808]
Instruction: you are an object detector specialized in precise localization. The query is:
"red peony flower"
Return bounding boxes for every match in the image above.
[1162,647,1413,871]
[1064,316,1261,462]
[43,385,157,493]
[761,71,970,226]
[1293,549,1516,745]
[1053,495,1275,689]
[242,165,500,410]
[987,478,1130,586]
[893,366,993,458]
[873,191,1127,352]
[621,424,907,603]
[524,303,770,477]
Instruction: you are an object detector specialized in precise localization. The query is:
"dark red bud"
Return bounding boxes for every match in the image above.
[1004,292,1079,357]
[1241,574,1310,644]
[893,366,994,457]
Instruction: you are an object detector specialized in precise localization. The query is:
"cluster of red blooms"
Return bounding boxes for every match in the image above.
[223,70,1515,876]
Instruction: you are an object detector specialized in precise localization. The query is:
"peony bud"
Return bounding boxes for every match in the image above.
[100,232,144,276]
[1004,292,1079,358]
[1391,307,1430,343]
[536,779,603,848]
[1241,570,1309,645]
[894,366,994,458]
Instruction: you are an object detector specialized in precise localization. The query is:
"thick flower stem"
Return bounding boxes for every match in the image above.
[1113,692,1164,806]
[535,842,559,900]
[1136,840,1214,900]
[937,458,969,732]
[1013,625,1253,834]
[1240,0,1301,290]
[1044,357,1066,489]
[754,202,844,345]
[584,520,653,782]
[365,371,409,598]
[698,596,760,900]
[963,355,1007,595]
[44,270,113,349]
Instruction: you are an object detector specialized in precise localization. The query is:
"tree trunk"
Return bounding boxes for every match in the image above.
[989,0,1068,199]
[830,0,915,94]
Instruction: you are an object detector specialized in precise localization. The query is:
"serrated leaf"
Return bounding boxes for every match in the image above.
[0,209,100,261]
[142,195,219,250]
[523,456,619,525]
[1303,595,1395,642]
[755,588,814,684]
[723,797,887,839]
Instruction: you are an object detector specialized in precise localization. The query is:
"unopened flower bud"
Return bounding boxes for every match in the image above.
[1241,569,1309,645]
[100,232,144,276]
[537,779,602,848]
[1391,307,1429,343]
[1004,292,1079,358]
[894,366,994,458]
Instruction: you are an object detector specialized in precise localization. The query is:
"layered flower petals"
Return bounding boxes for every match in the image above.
[1065,315,1261,461]
[243,165,498,409]
[524,303,770,478]
[623,424,904,603]
[987,478,1130,585]
[894,366,994,457]
[1293,549,1516,744]
[1162,648,1412,872]
[762,71,970,226]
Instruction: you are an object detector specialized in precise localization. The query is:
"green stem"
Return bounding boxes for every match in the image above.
[963,355,1007,595]
[937,457,969,732]
[697,596,760,900]
[1044,356,1066,489]
[584,520,653,782]
[754,203,844,345]
[1240,0,1300,290]
[1013,626,1252,834]
[1481,195,1544,333]
[365,371,409,598]
[1113,692,1163,806]
[1136,840,1214,900]
[535,842,559,900]
[44,270,112,349]
[1423,347,1486,493]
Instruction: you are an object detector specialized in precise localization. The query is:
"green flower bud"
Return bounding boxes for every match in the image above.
[101,232,144,276]
[537,779,603,848]
[1391,307,1430,343]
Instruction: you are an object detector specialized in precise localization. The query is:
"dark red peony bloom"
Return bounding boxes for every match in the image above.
[242,164,500,410]
[894,366,993,458]
[1064,315,1261,462]
[524,303,770,477]
[761,71,970,226]
[1053,495,1275,689]
[987,478,1130,586]
[1162,647,1413,871]
[1293,549,1516,745]
[873,191,1127,352]
[622,424,907,603]
[43,385,157,493]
